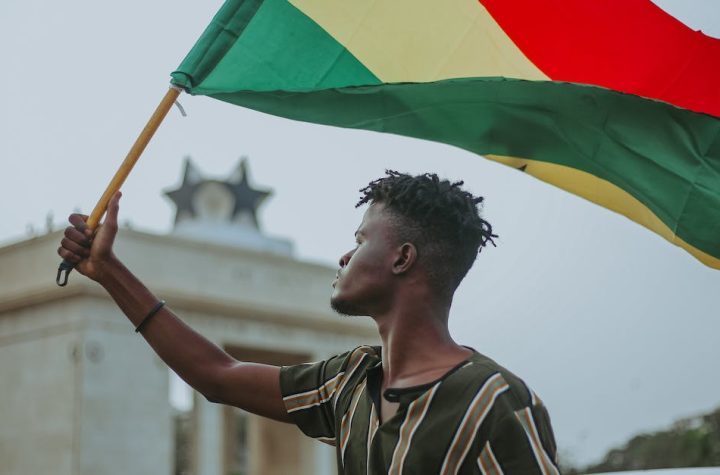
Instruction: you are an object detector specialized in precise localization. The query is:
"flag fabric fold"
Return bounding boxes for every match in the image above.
[171,0,720,268]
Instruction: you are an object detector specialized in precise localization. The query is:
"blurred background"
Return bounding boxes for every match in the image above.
[1,1,719,474]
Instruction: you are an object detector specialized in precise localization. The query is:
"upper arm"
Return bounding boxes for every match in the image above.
[210,361,291,423]
[206,347,368,441]
[278,348,369,444]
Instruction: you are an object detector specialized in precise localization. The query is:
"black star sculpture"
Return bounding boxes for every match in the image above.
[227,158,272,228]
[164,157,272,229]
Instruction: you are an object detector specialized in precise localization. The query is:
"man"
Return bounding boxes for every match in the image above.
[58,170,559,474]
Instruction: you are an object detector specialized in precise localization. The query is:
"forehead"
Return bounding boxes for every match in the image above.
[356,203,396,236]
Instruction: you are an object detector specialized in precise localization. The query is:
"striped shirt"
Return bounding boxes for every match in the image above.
[280,346,559,475]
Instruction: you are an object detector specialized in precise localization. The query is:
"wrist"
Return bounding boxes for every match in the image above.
[94,254,126,286]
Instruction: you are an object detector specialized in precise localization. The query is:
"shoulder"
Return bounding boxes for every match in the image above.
[463,351,540,411]
[279,345,379,397]
[461,352,558,464]
[341,345,381,369]
[320,345,380,380]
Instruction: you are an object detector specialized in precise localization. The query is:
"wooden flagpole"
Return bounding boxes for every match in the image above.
[56,86,182,286]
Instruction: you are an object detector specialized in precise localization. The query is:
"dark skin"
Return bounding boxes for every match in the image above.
[59,191,471,424]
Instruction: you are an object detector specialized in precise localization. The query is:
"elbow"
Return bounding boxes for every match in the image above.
[203,392,222,404]
[195,365,231,404]
[200,375,233,405]
[199,379,225,403]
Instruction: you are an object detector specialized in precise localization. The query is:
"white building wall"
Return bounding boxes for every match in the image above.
[78,321,172,475]
[0,319,77,475]
[0,229,377,475]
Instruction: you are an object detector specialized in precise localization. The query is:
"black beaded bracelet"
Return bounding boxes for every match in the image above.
[135,300,166,333]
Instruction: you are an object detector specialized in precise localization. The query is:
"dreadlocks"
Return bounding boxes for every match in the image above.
[356,170,497,297]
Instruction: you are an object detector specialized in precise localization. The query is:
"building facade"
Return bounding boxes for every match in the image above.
[0,159,376,475]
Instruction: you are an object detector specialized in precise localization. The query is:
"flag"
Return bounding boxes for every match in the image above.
[171,0,720,268]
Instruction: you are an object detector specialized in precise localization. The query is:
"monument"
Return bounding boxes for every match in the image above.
[0,158,376,475]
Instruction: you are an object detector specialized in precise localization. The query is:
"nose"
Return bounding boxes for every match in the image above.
[338,249,353,268]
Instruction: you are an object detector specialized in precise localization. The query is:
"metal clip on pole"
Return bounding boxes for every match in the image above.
[56,259,74,286]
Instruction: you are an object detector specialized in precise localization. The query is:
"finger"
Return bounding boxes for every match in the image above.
[61,237,91,258]
[57,247,83,264]
[69,213,90,231]
[64,226,91,247]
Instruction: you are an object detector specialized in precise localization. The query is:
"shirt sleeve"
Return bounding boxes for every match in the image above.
[279,346,373,446]
[478,395,560,475]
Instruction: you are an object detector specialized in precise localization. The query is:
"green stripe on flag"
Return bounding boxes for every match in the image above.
[170,0,720,267]
[171,0,264,89]
[172,0,380,92]
[206,78,720,259]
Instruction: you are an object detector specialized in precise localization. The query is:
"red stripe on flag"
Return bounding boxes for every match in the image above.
[480,0,720,117]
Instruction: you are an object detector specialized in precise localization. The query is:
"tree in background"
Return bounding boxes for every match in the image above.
[563,407,720,474]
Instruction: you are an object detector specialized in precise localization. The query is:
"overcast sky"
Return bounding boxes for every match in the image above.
[1,0,719,467]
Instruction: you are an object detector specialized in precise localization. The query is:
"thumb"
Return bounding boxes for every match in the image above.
[92,191,122,248]
[104,191,122,229]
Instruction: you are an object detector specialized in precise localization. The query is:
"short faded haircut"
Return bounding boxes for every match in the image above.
[357,170,496,296]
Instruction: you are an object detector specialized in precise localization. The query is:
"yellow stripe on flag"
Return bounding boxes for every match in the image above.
[486,154,720,269]
[288,0,548,82]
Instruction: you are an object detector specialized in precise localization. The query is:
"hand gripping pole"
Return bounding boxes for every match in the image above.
[56,86,182,286]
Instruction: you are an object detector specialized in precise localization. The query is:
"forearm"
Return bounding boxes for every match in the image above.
[59,197,289,421]
[97,256,235,400]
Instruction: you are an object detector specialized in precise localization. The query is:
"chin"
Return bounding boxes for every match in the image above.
[330,294,366,317]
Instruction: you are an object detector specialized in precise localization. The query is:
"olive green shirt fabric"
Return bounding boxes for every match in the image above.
[280,346,559,474]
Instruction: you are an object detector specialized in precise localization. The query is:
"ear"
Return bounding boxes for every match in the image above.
[392,242,417,275]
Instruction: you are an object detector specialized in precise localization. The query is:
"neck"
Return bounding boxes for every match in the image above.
[373,292,471,388]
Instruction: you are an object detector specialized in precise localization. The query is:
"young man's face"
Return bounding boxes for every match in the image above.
[330,203,400,317]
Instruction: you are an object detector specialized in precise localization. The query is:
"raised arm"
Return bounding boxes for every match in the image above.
[58,191,291,423]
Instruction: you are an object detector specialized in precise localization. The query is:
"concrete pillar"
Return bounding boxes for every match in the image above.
[315,441,336,475]
[78,325,172,475]
[194,393,223,475]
